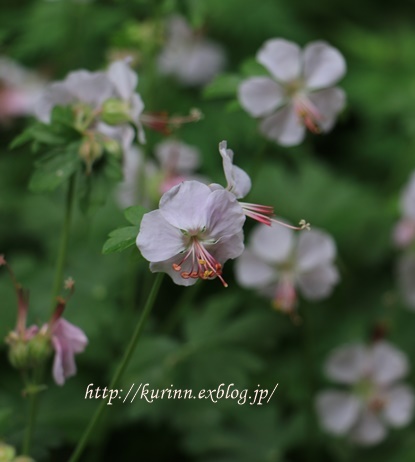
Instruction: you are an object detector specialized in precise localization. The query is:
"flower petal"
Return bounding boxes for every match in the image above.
[65,70,113,106]
[257,38,301,83]
[159,181,212,231]
[296,263,339,300]
[235,248,276,288]
[238,77,285,117]
[136,209,185,262]
[382,385,414,427]
[250,222,294,264]
[53,318,88,353]
[296,229,337,272]
[34,82,74,123]
[324,343,367,384]
[349,410,386,446]
[150,257,198,287]
[52,336,65,386]
[316,391,360,435]
[260,105,306,146]
[308,87,345,132]
[107,60,138,101]
[218,140,251,199]
[303,41,346,89]
[369,341,409,385]
[204,188,246,238]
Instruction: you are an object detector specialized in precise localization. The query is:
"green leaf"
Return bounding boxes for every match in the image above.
[102,225,140,254]
[28,144,81,192]
[9,128,34,149]
[203,73,242,100]
[124,205,147,226]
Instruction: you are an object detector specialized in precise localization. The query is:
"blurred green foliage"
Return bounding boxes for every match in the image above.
[1,0,415,461]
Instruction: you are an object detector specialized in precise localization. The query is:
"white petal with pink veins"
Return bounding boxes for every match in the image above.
[350,410,386,445]
[235,248,276,288]
[297,263,339,300]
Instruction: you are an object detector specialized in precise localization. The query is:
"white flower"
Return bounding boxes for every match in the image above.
[238,39,346,146]
[393,172,415,248]
[158,15,226,87]
[136,180,245,286]
[397,253,415,310]
[316,341,414,445]
[235,223,339,313]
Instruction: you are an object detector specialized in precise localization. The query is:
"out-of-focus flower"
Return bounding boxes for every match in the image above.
[235,224,339,313]
[397,253,415,310]
[316,341,414,445]
[48,313,88,386]
[238,39,346,146]
[393,172,415,248]
[0,56,46,122]
[158,15,226,87]
[117,139,205,208]
[136,180,245,286]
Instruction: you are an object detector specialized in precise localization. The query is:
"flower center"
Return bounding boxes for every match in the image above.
[292,94,323,134]
[172,235,228,287]
[272,274,296,313]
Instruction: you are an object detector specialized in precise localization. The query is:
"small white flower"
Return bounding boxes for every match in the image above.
[235,223,339,313]
[238,39,346,146]
[136,180,245,286]
[158,15,226,87]
[316,341,414,445]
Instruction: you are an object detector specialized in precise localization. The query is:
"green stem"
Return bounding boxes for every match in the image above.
[51,174,76,311]
[21,388,39,455]
[68,272,164,462]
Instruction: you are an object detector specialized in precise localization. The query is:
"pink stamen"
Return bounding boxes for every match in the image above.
[293,96,324,134]
[272,278,297,314]
[239,202,309,231]
[172,236,228,287]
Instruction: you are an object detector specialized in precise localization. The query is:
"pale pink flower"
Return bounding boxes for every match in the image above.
[316,341,414,445]
[238,39,346,146]
[0,56,46,121]
[136,180,245,286]
[49,317,88,386]
[393,172,415,248]
[235,224,339,313]
[158,15,226,87]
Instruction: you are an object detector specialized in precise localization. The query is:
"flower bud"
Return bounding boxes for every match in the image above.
[79,136,103,174]
[103,138,122,159]
[6,334,31,370]
[27,332,52,366]
[101,98,131,125]
[73,103,95,132]
[0,442,15,462]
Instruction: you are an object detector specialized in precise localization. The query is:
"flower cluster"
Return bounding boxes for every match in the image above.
[238,39,346,146]
[136,141,313,289]
[117,138,206,208]
[1,256,87,386]
[316,340,414,445]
